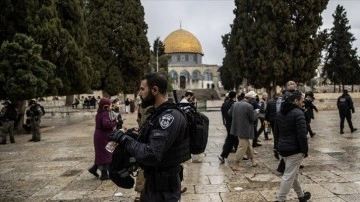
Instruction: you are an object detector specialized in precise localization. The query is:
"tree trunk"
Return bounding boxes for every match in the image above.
[65,95,74,106]
[14,100,28,134]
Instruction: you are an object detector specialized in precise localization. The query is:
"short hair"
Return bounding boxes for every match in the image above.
[142,72,168,94]
[228,91,236,99]
[286,91,303,102]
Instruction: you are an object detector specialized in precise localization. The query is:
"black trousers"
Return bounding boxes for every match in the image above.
[141,169,181,202]
[220,126,239,158]
[339,111,354,132]
[270,121,277,150]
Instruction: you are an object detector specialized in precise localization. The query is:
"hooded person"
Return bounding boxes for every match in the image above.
[88,97,118,180]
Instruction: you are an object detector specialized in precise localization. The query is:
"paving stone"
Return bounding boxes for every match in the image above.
[1,108,360,201]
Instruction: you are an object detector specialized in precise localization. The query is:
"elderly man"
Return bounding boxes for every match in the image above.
[228,91,258,171]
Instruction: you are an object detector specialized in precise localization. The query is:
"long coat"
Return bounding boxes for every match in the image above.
[228,100,257,139]
[93,109,117,165]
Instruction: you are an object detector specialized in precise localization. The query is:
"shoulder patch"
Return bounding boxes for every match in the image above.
[159,114,175,129]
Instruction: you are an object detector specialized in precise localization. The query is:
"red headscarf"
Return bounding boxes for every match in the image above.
[98,97,111,112]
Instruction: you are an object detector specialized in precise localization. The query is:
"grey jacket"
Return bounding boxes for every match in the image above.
[228,100,258,139]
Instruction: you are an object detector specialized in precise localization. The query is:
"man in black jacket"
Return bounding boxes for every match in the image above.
[275,91,311,202]
[0,101,18,144]
[218,91,238,163]
[113,73,190,202]
[265,92,282,160]
[337,89,357,134]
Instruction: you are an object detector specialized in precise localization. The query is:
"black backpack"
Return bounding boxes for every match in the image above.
[5,105,18,121]
[177,103,209,155]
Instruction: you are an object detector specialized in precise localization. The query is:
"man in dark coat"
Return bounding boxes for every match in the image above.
[265,92,282,160]
[113,73,190,202]
[275,91,311,202]
[218,91,238,163]
[0,101,18,144]
[337,89,357,134]
[304,91,318,137]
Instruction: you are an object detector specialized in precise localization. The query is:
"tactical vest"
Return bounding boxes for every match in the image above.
[138,104,191,168]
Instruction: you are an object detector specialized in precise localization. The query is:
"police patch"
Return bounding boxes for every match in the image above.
[159,114,174,129]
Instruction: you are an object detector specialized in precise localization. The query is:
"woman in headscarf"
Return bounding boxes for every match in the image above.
[88,98,117,180]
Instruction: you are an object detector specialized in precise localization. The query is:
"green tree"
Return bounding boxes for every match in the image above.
[222,0,328,93]
[86,0,150,96]
[55,0,93,103]
[0,34,62,130]
[322,5,360,92]
[150,37,168,73]
[26,0,91,97]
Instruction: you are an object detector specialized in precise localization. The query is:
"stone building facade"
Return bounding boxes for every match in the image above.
[163,28,219,90]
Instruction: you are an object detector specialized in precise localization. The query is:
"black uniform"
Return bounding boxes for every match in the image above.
[304,98,318,137]
[337,91,356,133]
[123,101,190,202]
[219,99,238,159]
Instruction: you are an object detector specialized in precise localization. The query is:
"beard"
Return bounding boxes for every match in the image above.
[141,93,156,108]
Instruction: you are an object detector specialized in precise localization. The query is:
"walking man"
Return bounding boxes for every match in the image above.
[337,89,357,134]
[275,91,311,202]
[228,91,258,171]
[218,91,238,163]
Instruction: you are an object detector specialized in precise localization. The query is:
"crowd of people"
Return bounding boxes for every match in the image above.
[217,80,357,202]
[0,75,357,202]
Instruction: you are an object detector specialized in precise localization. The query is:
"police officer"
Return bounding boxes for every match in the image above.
[337,89,357,134]
[0,100,18,144]
[26,100,44,142]
[112,72,190,201]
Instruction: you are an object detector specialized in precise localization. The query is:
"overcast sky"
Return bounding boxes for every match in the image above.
[141,0,360,66]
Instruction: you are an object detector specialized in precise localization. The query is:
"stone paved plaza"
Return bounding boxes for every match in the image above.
[1,106,360,202]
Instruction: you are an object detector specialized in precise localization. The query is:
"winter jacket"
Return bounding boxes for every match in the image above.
[275,102,308,157]
[265,99,277,122]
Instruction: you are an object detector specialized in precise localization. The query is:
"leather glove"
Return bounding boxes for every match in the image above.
[303,153,308,158]
[352,110,355,114]
[109,129,133,147]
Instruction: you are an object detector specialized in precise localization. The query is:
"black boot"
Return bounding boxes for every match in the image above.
[100,170,110,181]
[298,191,311,202]
[88,164,99,178]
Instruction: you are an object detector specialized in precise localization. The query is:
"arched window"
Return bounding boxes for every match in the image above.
[204,71,213,81]
[192,70,201,82]
[169,70,178,81]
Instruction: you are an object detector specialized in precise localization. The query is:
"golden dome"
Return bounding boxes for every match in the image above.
[163,29,203,54]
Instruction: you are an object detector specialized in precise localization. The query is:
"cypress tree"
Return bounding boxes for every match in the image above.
[86,0,150,96]
[55,0,93,104]
[222,0,328,92]
[323,5,360,92]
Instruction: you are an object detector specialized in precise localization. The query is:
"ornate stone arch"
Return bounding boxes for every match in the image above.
[192,70,202,83]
